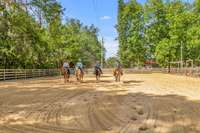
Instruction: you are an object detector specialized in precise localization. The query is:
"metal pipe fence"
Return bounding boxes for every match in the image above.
[0,69,61,81]
[166,67,200,77]
[0,67,200,81]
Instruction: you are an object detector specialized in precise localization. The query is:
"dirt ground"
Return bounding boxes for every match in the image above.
[0,73,200,133]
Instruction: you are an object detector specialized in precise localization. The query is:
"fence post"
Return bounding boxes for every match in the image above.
[47,69,49,76]
[31,69,33,78]
[60,69,62,76]
[3,69,5,80]
[15,69,17,80]
[25,69,26,80]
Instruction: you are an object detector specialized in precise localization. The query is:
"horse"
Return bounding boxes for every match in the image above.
[95,68,101,81]
[76,68,84,82]
[63,67,70,83]
[113,68,123,82]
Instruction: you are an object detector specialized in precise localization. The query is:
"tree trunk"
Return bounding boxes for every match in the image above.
[168,50,171,73]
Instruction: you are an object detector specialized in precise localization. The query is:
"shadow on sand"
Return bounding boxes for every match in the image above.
[0,78,200,133]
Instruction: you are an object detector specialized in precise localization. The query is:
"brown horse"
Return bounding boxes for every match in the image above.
[113,68,123,82]
[76,68,84,82]
[95,68,101,81]
[63,67,70,83]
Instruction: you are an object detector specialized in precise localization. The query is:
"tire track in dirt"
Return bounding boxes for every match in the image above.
[137,97,158,133]
[118,95,156,133]
[186,103,200,132]
[152,98,178,133]
[25,90,85,118]
[1,90,91,133]
[87,91,138,132]
[1,74,200,133]
[169,99,200,133]
[88,101,110,130]
[96,96,126,126]
[2,124,94,133]
[27,90,89,122]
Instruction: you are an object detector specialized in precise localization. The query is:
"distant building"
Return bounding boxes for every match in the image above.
[144,60,158,68]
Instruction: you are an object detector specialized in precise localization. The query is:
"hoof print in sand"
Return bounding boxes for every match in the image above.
[105,127,112,131]
[137,108,144,115]
[83,98,87,102]
[130,116,137,121]
[139,125,149,131]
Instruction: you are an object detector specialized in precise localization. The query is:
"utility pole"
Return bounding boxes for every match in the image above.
[101,38,104,68]
[180,41,183,69]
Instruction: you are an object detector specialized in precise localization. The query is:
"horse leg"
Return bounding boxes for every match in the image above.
[67,74,69,82]
[117,75,120,82]
[76,72,79,81]
[81,74,83,81]
[64,73,66,83]
[68,74,70,82]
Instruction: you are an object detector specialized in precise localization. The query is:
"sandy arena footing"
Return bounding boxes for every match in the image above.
[0,73,200,133]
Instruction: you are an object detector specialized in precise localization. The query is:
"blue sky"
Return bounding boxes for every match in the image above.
[59,0,146,58]
[59,0,193,58]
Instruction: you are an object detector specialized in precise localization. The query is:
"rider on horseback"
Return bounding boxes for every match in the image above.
[63,60,70,74]
[76,59,84,74]
[115,60,123,75]
[94,61,103,74]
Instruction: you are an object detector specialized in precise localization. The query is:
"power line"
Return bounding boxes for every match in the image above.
[92,0,104,67]
[92,0,99,30]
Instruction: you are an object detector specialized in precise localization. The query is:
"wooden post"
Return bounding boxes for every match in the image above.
[15,69,17,79]
[39,69,40,77]
[3,69,5,80]
[32,69,34,78]
[25,69,26,80]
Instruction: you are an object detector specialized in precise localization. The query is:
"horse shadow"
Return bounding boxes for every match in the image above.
[123,80,144,84]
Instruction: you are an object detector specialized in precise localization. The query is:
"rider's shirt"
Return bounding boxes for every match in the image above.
[63,62,69,68]
[95,63,101,69]
[76,62,83,69]
[116,62,122,69]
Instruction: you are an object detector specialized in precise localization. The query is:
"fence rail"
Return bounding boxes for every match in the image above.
[0,69,60,81]
[166,67,200,77]
[1,67,200,81]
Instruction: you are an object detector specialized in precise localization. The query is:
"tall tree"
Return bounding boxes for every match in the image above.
[0,0,104,69]
[117,0,145,67]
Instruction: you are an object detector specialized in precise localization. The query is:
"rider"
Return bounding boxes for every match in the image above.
[63,60,70,74]
[116,60,123,75]
[94,61,103,74]
[76,59,84,74]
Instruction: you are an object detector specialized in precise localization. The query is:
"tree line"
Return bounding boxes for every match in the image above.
[117,0,200,68]
[0,0,104,69]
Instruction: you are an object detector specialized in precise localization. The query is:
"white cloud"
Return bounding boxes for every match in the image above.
[100,16,112,20]
[103,37,119,59]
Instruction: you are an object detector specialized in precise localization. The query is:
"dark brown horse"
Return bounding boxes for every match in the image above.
[63,67,70,83]
[95,68,101,81]
[113,68,123,82]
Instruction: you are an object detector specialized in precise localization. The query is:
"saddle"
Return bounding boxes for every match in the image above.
[64,67,70,74]
[77,67,84,74]
[95,67,102,74]
[114,68,123,76]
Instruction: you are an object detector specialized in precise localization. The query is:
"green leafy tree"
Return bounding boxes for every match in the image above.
[0,0,104,69]
[117,0,145,67]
